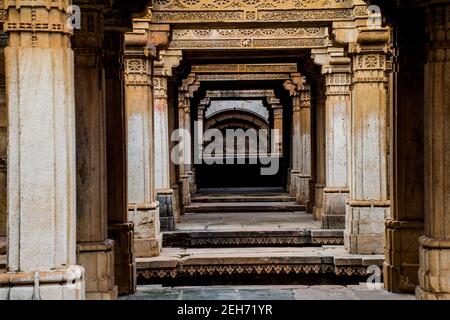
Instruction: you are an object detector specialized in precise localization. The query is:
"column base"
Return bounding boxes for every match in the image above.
[417,236,450,300]
[156,189,175,231]
[77,240,117,300]
[298,175,311,205]
[313,184,325,221]
[188,170,197,195]
[322,188,349,229]
[0,266,85,300]
[171,184,181,223]
[128,202,162,258]
[345,201,390,254]
[180,175,191,206]
[108,222,136,296]
[289,170,301,200]
[383,219,423,293]
[307,180,316,214]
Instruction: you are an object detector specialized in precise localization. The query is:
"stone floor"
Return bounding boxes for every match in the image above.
[120,284,415,300]
[178,211,320,232]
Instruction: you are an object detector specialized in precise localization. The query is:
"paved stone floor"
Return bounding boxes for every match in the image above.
[178,211,320,232]
[120,285,415,300]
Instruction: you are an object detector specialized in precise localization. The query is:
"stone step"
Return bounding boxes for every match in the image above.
[191,195,296,203]
[185,202,306,213]
[163,229,344,248]
[136,247,384,286]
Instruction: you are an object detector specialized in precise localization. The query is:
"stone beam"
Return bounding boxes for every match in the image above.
[169,27,328,50]
[151,0,371,24]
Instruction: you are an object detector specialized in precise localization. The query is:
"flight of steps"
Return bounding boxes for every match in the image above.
[137,190,384,286]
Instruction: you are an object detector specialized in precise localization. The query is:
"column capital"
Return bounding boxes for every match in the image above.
[4,0,72,48]
[348,27,391,55]
[155,49,183,77]
[300,85,312,109]
[425,2,450,62]
[349,28,391,84]
[324,60,352,97]
[283,73,306,97]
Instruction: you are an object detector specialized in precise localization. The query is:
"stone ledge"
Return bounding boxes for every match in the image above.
[163,229,344,248]
[136,247,384,282]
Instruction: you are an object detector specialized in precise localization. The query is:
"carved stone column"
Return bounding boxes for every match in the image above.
[384,8,426,294]
[125,21,161,258]
[197,99,209,154]
[154,50,182,231]
[313,85,326,221]
[0,32,6,238]
[417,1,450,300]
[0,1,84,299]
[103,26,135,295]
[298,86,312,206]
[288,88,302,201]
[72,5,117,300]
[178,89,192,207]
[322,59,352,229]
[271,100,283,156]
[346,28,391,254]
[154,73,174,231]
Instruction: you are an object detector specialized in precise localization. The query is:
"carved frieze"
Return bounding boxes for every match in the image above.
[197,73,292,81]
[151,0,370,23]
[192,63,298,73]
[170,27,328,49]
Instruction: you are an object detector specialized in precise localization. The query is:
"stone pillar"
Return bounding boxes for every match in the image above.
[346,28,391,254]
[103,28,135,295]
[154,73,175,231]
[313,86,326,221]
[322,60,352,229]
[417,1,450,300]
[178,90,191,207]
[271,100,283,155]
[384,8,426,294]
[154,50,182,231]
[168,80,181,222]
[0,1,84,300]
[125,22,161,258]
[197,99,209,154]
[72,6,117,300]
[0,32,6,238]
[298,87,312,206]
[289,93,302,201]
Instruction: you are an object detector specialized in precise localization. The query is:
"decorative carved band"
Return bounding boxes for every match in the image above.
[151,1,370,23]
[153,0,356,11]
[197,73,292,81]
[192,63,298,73]
[169,27,328,49]
[137,263,370,281]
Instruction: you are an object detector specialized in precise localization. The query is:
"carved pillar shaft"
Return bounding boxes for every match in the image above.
[103,29,135,296]
[298,88,312,206]
[0,1,84,300]
[313,87,326,221]
[154,74,175,231]
[125,25,161,258]
[290,95,302,200]
[384,8,426,294]
[178,91,191,207]
[272,105,283,155]
[72,6,117,300]
[346,28,391,254]
[0,32,6,238]
[323,66,351,229]
[417,1,450,300]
